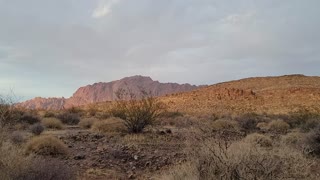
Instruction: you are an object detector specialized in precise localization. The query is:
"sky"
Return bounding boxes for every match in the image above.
[0,0,320,100]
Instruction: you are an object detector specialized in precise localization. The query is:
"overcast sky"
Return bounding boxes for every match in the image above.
[0,0,320,100]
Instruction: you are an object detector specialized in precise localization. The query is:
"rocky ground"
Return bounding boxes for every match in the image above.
[44,126,187,179]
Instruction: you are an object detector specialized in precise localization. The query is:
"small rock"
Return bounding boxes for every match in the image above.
[133,155,139,160]
[74,154,86,160]
[165,129,172,134]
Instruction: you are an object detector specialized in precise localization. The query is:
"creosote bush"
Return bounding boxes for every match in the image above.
[25,136,68,156]
[42,118,64,129]
[30,123,44,135]
[111,89,165,133]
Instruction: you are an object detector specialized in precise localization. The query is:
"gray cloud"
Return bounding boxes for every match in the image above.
[0,0,320,100]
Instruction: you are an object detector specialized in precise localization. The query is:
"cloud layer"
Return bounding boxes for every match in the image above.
[0,0,319,100]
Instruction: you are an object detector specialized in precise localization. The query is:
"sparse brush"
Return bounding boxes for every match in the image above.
[173,136,316,180]
[43,111,55,118]
[267,119,290,133]
[57,112,80,125]
[79,118,98,129]
[302,126,320,156]
[30,123,44,135]
[281,131,304,146]
[42,118,63,129]
[10,131,25,144]
[111,88,166,133]
[25,136,68,156]
[244,133,272,147]
[256,122,268,130]
[211,119,239,131]
[91,117,125,133]
[19,114,41,124]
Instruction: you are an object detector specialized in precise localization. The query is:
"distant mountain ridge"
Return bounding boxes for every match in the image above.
[18,75,200,110]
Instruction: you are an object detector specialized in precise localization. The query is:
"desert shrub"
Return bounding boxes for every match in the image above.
[43,111,55,118]
[158,115,199,128]
[19,113,41,124]
[25,136,68,156]
[180,138,315,180]
[16,158,75,180]
[244,133,272,147]
[300,118,320,132]
[256,122,268,130]
[30,123,44,135]
[302,126,320,156]
[0,138,32,180]
[111,89,166,133]
[287,110,320,129]
[267,119,290,133]
[235,113,265,132]
[57,112,80,125]
[42,118,64,129]
[10,131,25,144]
[1,130,75,180]
[91,117,125,133]
[160,111,184,118]
[281,131,304,146]
[79,118,98,129]
[66,106,83,114]
[211,119,239,131]
[159,162,198,180]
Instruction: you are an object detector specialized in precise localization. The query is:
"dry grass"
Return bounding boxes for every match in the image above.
[210,119,239,131]
[79,117,98,129]
[42,118,64,130]
[267,119,290,133]
[91,117,125,133]
[25,135,68,156]
[162,138,315,180]
[281,131,304,145]
[256,122,268,130]
[244,133,272,147]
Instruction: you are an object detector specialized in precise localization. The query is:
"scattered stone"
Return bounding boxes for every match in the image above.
[74,154,86,160]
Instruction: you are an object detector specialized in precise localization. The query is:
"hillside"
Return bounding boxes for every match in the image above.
[162,75,320,115]
[18,75,199,110]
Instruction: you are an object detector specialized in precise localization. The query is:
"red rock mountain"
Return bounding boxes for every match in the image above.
[18,75,200,110]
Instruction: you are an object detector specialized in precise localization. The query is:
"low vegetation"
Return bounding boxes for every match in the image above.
[42,118,64,129]
[2,93,320,179]
[25,136,68,156]
[30,123,44,135]
[91,117,125,133]
[56,112,80,125]
[79,117,98,129]
[111,89,166,133]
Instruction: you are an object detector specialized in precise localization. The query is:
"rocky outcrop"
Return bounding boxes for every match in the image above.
[18,75,199,110]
